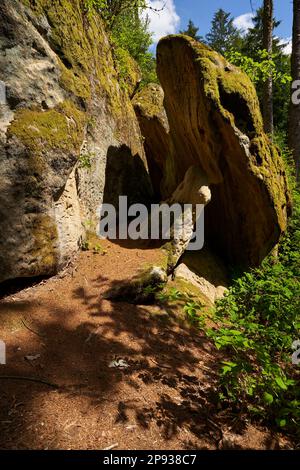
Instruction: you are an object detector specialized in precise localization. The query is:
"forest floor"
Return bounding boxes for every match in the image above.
[0,240,295,450]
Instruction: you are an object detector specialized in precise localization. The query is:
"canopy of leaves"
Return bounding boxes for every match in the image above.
[112,9,157,86]
[226,49,291,87]
[84,0,147,29]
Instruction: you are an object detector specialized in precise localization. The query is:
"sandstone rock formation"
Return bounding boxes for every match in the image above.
[104,266,168,304]
[0,0,152,283]
[164,166,211,272]
[136,35,291,269]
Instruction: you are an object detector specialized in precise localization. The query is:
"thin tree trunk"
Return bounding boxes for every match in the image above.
[289,0,300,180]
[262,0,274,136]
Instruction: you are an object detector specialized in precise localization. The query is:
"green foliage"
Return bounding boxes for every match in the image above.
[157,287,205,327]
[85,1,157,89]
[205,9,242,55]
[204,156,300,434]
[180,20,202,42]
[226,49,291,86]
[84,0,146,29]
[111,9,157,87]
[157,287,184,302]
[238,7,292,134]
[183,300,205,327]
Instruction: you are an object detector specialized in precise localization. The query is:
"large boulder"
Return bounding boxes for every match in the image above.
[137,35,290,268]
[0,0,152,283]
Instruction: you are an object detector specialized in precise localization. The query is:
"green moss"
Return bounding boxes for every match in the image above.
[59,67,91,101]
[20,0,134,124]
[249,135,291,230]
[169,277,212,307]
[159,34,264,133]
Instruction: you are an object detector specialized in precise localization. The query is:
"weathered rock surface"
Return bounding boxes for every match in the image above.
[137,36,291,268]
[133,84,170,199]
[0,0,152,283]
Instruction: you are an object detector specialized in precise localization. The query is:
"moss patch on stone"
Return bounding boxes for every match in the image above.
[20,0,143,151]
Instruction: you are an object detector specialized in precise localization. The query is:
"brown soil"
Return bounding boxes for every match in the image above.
[0,240,294,450]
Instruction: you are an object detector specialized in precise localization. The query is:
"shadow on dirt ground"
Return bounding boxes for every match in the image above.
[0,241,294,450]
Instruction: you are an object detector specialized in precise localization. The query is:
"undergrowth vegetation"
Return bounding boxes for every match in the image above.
[206,168,299,435]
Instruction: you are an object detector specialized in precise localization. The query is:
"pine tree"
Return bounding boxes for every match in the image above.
[205,9,241,55]
[180,20,202,42]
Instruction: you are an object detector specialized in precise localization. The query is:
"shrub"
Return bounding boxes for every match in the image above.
[205,177,300,434]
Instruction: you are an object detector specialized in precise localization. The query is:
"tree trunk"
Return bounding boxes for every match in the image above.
[289,0,300,180]
[262,0,274,136]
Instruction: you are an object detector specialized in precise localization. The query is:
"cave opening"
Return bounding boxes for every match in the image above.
[103,145,154,211]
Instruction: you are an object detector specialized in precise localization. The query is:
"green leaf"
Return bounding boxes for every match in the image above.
[276,418,287,428]
[263,392,274,405]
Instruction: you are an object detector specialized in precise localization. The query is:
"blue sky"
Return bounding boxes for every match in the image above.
[146,0,293,51]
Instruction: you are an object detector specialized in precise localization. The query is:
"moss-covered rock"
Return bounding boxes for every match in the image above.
[8,101,86,154]
[0,0,151,283]
[104,266,168,304]
[152,35,291,268]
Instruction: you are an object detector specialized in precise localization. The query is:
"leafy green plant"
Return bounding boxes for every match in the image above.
[79,152,95,170]
[93,243,107,255]
[81,241,90,251]
[157,287,183,302]
[203,172,300,434]
[111,9,157,88]
[84,0,157,88]
[84,0,147,29]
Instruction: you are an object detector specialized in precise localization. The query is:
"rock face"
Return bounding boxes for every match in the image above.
[137,35,290,268]
[0,0,152,283]
[133,84,170,200]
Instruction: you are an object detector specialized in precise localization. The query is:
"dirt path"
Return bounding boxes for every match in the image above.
[0,240,294,450]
